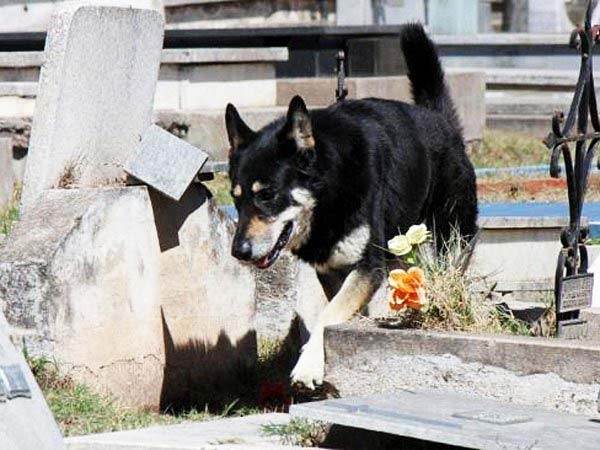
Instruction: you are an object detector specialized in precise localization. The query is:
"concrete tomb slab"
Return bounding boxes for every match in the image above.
[65,413,307,450]
[470,216,583,293]
[325,320,600,385]
[0,312,65,449]
[290,390,600,449]
[21,3,164,210]
[124,124,208,201]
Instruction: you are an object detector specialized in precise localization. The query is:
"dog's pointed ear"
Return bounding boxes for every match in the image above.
[225,103,255,156]
[281,95,314,152]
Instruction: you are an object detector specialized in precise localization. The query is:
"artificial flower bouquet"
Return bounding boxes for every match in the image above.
[386,224,431,314]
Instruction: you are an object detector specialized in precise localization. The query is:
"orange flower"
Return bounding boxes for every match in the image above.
[388,267,426,311]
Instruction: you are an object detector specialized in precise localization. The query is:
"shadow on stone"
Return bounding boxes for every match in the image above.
[323,424,470,450]
[149,182,209,252]
[12,146,26,161]
[159,308,257,412]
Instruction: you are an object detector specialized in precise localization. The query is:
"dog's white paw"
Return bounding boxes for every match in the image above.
[290,342,324,390]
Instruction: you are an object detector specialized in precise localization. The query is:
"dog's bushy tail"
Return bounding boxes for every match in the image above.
[400,23,461,131]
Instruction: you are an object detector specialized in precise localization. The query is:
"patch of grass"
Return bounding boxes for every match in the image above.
[262,418,328,447]
[25,337,298,437]
[472,132,548,168]
[26,355,212,437]
[0,184,20,236]
[204,172,233,205]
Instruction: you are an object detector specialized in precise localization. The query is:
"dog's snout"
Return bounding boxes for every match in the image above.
[232,236,253,261]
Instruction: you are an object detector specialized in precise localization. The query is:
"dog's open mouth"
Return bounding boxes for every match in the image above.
[253,222,293,269]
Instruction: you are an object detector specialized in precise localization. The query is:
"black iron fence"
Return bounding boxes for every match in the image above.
[544,0,599,336]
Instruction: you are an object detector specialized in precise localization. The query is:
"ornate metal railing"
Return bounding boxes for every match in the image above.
[544,0,599,336]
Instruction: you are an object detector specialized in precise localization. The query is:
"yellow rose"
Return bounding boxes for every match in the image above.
[406,224,430,245]
[387,234,412,256]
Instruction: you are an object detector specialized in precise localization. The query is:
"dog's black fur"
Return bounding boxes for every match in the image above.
[226,24,478,295]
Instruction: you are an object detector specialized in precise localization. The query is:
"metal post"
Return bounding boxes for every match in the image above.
[336,50,348,102]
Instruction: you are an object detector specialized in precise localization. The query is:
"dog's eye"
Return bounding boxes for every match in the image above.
[255,189,275,203]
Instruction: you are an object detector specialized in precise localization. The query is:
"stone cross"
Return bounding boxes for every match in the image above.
[21,2,164,210]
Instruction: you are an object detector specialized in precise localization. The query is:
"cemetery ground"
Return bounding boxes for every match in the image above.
[18,335,304,438]
[0,128,565,442]
[3,3,600,448]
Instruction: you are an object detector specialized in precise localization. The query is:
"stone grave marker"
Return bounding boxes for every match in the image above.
[21,2,164,210]
[290,390,600,449]
[0,312,65,449]
[0,2,258,410]
[124,124,208,201]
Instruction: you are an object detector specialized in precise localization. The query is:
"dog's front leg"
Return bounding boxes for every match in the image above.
[291,269,380,389]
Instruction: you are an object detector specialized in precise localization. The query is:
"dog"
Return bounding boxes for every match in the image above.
[224,24,478,389]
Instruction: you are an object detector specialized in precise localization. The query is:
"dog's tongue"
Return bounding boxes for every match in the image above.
[254,255,271,269]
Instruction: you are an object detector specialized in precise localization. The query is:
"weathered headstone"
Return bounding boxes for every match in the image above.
[21,3,164,210]
[124,125,208,201]
[1,2,258,410]
[0,137,14,208]
[0,312,65,449]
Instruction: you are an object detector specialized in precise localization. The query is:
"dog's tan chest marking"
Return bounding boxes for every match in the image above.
[315,224,370,273]
[232,184,242,198]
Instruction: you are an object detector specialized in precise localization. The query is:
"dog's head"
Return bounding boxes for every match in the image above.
[226,95,317,269]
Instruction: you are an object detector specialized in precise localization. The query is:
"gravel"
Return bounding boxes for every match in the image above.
[327,353,600,416]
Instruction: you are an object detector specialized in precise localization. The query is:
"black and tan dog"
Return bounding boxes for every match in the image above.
[225,24,478,388]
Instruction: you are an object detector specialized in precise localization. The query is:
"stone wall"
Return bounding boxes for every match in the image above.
[165,0,335,29]
[0,0,335,32]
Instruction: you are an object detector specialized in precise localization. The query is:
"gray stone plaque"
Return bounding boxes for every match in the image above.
[559,273,594,313]
[0,364,31,400]
[124,124,208,201]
